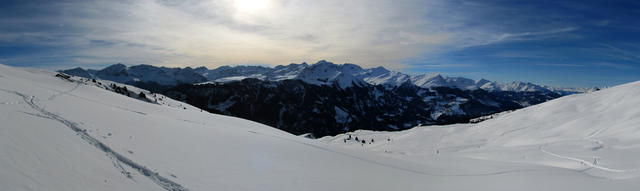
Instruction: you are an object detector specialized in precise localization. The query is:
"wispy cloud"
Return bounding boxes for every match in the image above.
[591,43,640,62]
[594,62,634,70]
[408,63,475,68]
[493,27,578,42]
[535,63,585,67]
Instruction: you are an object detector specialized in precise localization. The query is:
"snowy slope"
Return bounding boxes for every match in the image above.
[3,64,437,190]
[321,80,640,184]
[4,64,638,191]
[0,65,470,190]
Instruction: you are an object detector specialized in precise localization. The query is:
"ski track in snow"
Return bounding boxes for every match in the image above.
[536,124,640,176]
[0,100,24,105]
[45,82,81,101]
[64,90,148,115]
[1,82,79,105]
[326,127,632,180]
[247,130,564,177]
[539,142,640,174]
[0,87,189,191]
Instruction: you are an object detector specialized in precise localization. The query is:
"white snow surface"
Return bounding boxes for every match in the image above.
[2,64,640,191]
[321,79,640,190]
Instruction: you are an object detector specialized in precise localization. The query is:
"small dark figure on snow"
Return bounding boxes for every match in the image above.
[355,137,359,141]
[348,134,352,140]
[371,138,375,143]
[361,140,366,144]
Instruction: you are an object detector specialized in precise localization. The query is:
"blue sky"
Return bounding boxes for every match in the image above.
[0,0,639,87]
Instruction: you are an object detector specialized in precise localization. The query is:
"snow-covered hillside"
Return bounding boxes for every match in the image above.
[0,64,444,190]
[321,79,640,184]
[3,64,638,191]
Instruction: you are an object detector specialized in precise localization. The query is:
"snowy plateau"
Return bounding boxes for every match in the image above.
[3,64,640,191]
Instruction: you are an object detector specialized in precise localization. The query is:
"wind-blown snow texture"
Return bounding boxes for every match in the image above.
[4,64,639,190]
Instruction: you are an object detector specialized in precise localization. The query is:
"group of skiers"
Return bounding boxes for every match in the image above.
[343,134,387,145]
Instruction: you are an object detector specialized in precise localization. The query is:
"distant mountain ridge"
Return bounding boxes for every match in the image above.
[60,60,595,94]
[163,79,560,136]
[61,63,206,86]
[59,61,590,137]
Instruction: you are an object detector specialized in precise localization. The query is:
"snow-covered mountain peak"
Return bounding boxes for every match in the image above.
[340,63,364,74]
[475,78,491,85]
[333,72,366,88]
[61,67,94,78]
[61,61,589,94]
[273,63,307,71]
[97,63,128,76]
[500,81,549,92]
[295,60,366,88]
[367,66,390,74]
[410,73,445,87]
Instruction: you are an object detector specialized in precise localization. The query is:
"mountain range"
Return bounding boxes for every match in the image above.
[60,60,595,94]
[163,79,560,137]
[60,61,595,137]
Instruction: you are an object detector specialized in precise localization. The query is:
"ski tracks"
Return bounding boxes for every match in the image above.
[539,142,640,175]
[249,130,560,177]
[1,82,79,105]
[45,82,81,101]
[3,88,189,191]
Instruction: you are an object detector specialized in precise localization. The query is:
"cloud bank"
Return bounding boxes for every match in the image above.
[1,0,457,68]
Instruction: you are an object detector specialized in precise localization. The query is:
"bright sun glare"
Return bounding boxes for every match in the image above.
[234,0,271,13]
